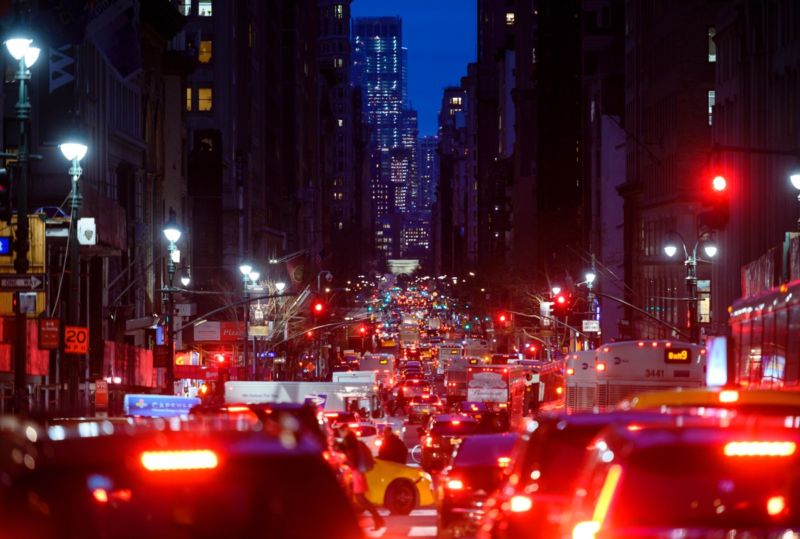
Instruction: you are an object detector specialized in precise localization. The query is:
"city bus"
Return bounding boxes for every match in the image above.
[436,342,463,377]
[466,365,527,429]
[565,350,598,413]
[444,356,490,404]
[729,280,800,388]
[594,340,706,410]
[358,353,395,387]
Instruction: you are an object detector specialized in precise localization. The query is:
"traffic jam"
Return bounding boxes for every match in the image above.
[2,279,800,539]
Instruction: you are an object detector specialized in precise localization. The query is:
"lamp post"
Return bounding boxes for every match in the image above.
[317,270,332,292]
[163,210,182,393]
[6,30,39,413]
[59,136,88,410]
[664,233,717,343]
[790,173,800,231]
[239,263,254,377]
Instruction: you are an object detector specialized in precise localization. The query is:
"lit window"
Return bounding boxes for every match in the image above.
[337,118,344,127]
[450,96,462,106]
[178,0,191,16]
[198,87,213,111]
[335,58,343,68]
[506,12,515,25]
[708,27,716,62]
[335,4,343,19]
[198,40,212,63]
[198,0,212,16]
[708,90,715,126]
[185,87,192,111]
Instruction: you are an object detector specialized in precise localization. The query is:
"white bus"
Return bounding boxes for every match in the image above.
[594,340,706,410]
[565,350,598,413]
[358,353,395,386]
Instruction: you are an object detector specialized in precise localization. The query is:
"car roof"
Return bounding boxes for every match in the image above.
[627,387,800,412]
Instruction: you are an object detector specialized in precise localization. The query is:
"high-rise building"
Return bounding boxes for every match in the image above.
[353,16,422,263]
[417,135,439,211]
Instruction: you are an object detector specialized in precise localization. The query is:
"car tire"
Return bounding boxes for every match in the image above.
[384,479,417,515]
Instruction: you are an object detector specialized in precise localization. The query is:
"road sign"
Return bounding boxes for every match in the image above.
[0,273,45,291]
[38,318,60,349]
[582,320,600,333]
[64,325,89,354]
[95,380,108,411]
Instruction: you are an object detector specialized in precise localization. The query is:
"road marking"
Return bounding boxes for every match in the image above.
[409,509,437,517]
[409,526,437,537]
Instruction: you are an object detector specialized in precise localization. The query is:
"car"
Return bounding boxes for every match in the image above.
[565,421,800,539]
[457,401,489,420]
[437,433,519,538]
[623,387,800,415]
[0,416,362,539]
[364,457,436,515]
[477,411,677,539]
[350,421,381,455]
[396,379,433,398]
[322,410,361,428]
[408,394,444,423]
[420,414,481,472]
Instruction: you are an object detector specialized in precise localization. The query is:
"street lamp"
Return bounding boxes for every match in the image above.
[551,286,562,296]
[162,209,181,394]
[664,232,717,343]
[317,270,332,292]
[275,281,286,293]
[58,133,88,409]
[6,25,40,413]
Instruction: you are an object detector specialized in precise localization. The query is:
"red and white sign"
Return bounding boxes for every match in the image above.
[38,318,60,350]
[95,380,108,411]
[192,321,245,342]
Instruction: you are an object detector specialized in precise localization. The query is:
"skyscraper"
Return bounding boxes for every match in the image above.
[417,135,439,211]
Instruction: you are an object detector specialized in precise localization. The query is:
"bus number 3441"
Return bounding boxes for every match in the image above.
[645,369,664,378]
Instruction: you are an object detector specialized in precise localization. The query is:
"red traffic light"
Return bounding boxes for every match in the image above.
[306,330,314,338]
[312,300,325,315]
[711,175,727,192]
[498,313,507,323]
[359,325,367,334]
[215,353,225,364]
[556,295,567,305]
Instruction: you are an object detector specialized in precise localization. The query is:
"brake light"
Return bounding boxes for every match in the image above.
[567,368,575,375]
[556,387,564,395]
[509,494,533,513]
[767,495,786,516]
[446,479,464,490]
[452,420,461,425]
[596,363,606,372]
[375,439,383,447]
[425,436,434,447]
[497,456,511,468]
[719,390,739,403]
[141,449,219,471]
[92,488,108,504]
[224,406,251,413]
[724,441,796,457]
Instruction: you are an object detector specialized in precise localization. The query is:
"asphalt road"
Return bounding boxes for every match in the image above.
[360,508,438,538]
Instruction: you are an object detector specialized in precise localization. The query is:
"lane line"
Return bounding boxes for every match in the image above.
[409,509,437,517]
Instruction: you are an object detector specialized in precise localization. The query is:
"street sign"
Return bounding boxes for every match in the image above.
[582,320,600,333]
[64,325,89,354]
[0,273,45,291]
[38,318,60,349]
[95,380,108,411]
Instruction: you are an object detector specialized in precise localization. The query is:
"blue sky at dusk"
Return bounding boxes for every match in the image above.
[351,0,477,136]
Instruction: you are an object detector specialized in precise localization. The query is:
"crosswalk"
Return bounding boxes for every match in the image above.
[361,508,438,538]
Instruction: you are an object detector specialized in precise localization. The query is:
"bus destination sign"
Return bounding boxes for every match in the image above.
[664,347,691,364]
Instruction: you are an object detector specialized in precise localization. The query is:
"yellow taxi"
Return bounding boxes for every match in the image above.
[364,458,435,515]
[623,387,800,415]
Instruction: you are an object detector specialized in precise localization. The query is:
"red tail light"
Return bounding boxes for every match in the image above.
[596,363,606,372]
[724,441,797,457]
[509,494,533,512]
[446,478,464,490]
[767,495,786,516]
[141,449,219,471]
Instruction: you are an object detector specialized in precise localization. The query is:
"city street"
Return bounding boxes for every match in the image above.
[360,509,438,538]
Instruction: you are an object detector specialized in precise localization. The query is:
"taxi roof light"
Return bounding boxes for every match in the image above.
[141,449,219,471]
[723,441,797,457]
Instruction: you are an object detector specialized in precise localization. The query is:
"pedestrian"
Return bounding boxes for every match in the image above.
[377,427,408,464]
[338,425,386,532]
[394,391,408,417]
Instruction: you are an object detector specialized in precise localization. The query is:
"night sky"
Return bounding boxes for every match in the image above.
[351,0,477,137]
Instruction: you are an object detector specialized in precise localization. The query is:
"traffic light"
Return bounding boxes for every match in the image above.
[359,325,367,335]
[552,293,570,317]
[215,353,225,364]
[496,312,511,328]
[0,168,9,222]
[311,299,326,317]
[699,172,729,230]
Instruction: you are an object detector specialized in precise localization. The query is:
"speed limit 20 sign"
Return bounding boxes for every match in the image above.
[64,326,89,354]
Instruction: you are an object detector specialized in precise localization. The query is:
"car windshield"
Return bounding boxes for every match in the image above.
[432,420,480,436]
[609,443,800,528]
[0,451,360,539]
